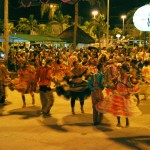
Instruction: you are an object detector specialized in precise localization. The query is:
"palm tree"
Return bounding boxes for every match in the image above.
[8,22,16,34]
[91,14,106,48]
[110,27,122,38]
[53,10,71,32]
[37,23,52,36]
[16,15,38,34]
[41,3,59,21]
[85,0,106,16]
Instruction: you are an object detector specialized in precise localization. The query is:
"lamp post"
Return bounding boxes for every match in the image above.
[121,15,126,36]
[106,0,110,49]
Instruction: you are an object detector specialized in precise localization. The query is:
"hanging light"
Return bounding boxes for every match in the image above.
[39,0,49,4]
[19,0,32,7]
[61,0,79,4]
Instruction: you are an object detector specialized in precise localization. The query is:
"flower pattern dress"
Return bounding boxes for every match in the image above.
[96,75,142,117]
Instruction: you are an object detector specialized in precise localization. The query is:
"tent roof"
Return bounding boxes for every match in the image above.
[59,25,95,44]
[14,34,63,42]
[0,34,63,43]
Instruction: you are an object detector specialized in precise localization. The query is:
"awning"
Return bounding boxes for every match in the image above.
[14,34,63,43]
[0,34,63,43]
[0,35,30,43]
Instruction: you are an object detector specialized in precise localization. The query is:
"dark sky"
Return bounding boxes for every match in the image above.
[0,0,150,29]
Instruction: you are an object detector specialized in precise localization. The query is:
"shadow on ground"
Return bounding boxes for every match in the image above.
[110,135,150,150]
[38,118,68,132]
[8,106,41,119]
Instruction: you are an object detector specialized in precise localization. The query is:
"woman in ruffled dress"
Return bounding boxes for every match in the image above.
[10,62,36,107]
[96,63,142,127]
[66,59,90,114]
[54,56,69,84]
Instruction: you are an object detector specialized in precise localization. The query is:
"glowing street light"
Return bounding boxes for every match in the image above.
[121,15,126,36]
[92,10,98,19]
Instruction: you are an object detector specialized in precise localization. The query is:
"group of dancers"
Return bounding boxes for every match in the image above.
[1,46,150,126]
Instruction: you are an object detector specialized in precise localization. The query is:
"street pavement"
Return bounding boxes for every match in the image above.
[0,88,150,150]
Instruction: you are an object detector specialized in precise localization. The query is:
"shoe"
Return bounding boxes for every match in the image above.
[81,107,84,113]
[94,122,100,126]
[72,108,75,115]
[32,99,35,105]
[116,124,122,127]
[43,112,51,118]
[0,103,5,106]
[126,123,130,127]
[22,104,26,108]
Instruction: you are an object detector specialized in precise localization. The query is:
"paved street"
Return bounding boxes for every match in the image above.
[0,88,150,150]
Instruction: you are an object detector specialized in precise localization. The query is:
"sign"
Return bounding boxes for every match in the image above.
[133,4,150,31]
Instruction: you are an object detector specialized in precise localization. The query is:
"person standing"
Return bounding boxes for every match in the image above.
[0,59,10,105]
[88,63,105,126]
[35,58,54,117]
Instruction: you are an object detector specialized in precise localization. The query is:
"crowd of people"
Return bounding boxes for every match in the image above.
[0,44,150,127]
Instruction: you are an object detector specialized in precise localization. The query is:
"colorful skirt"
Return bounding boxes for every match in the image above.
[56,80,91,100]
[10,78,36,93]
[96,90,142,117]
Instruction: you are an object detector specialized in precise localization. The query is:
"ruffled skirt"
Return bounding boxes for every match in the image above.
[56,81,91,100]
[96,90,142,117]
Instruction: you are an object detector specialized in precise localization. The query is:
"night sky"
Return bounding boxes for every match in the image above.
[0,0,150,29]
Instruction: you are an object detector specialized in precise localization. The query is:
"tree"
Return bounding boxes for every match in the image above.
[8,22,16,34]
[110,27,122,38]
[0,20,4,33]
[37,23,52,36]
[16,15,38,34]
[53,10,71,32]
[41,3,59,21]
[85,0,106,16]
[91,14,106,48]
[81,21,95,38]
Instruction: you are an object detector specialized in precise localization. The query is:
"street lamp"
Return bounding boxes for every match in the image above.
[92,10,98,19]
[121,15,126,36]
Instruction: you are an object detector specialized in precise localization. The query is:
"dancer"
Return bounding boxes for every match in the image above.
[88,63,105,126]
[67,60,90,114]
[35,58,54,117]
[56,55,90,115]
[0,59,11,105]
[96,63,142,127]
[10,62,36,107]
